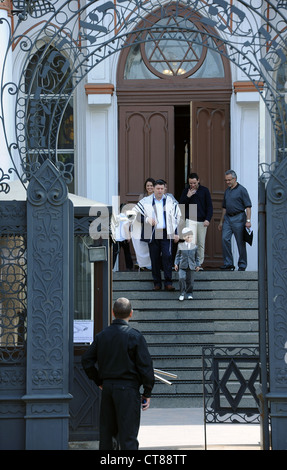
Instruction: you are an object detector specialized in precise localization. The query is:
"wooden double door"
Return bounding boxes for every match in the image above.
[118,101,230,268]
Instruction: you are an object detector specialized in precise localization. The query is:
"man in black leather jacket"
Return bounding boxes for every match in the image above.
[81,297,155,450]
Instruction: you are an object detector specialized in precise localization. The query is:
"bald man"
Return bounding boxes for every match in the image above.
[81,297,155,450]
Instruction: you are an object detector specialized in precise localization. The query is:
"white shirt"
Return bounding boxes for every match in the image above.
[154,197,166,229]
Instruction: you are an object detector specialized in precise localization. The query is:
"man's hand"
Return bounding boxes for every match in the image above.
[142,397,150,411]
[146,217,157,226]
[187,189,196,197]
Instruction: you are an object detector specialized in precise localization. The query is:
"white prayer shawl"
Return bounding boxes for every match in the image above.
[135,194,181,242]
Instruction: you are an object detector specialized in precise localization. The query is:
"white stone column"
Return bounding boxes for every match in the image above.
[231,89,260,271]
[83,84,117,206]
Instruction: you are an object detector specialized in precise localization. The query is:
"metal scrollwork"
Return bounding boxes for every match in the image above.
[259,162,280,183]
[27,159,71,385]
[27,159,68,206]
[202,346,261,424]
[12,0,55,19]
[267,159,287,205]
[0,0,285,189]
[0,168,12,194]
[0,232,27,363]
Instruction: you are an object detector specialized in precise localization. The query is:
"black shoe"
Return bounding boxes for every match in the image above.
[165,285,175,291]
[152,285,161,291]
[220,265,235,271]
[238,267,246,271]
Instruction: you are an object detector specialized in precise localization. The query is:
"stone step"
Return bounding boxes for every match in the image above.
[114,288,258,299]
[145,342,259,356]
[113,271,258,281]
[149,394,258,408]
[148,396,203,407]
[112,271,259,408]
[125,298,258,310]
[145,334,258,345]
[114,280,258,291]
[153,365,260,381]
[153,381,258,397]
[127,310,258,320]
[131,320,259,333]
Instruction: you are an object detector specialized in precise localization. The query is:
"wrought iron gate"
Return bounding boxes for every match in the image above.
[0,200,27,449]
[202,346,261,449]
[0,160,74,449]
[0,169,110,448]
[0,0,287,449]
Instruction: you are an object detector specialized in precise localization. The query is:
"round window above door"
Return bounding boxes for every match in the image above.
[118,5,231,91]
[141,16,208,78]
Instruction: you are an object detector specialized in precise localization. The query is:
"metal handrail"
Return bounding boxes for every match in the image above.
[154,368,177,386]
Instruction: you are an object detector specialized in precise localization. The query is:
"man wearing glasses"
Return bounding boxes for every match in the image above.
[218,170,252,271]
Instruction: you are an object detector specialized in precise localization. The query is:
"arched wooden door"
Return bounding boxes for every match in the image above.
[190,101,230,268]
[116,5,232,267]
[118,106,175,202]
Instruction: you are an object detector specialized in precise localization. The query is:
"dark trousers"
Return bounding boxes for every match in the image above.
[222,213,247,269]
[113,241,133,270]
[178,268,195,294]
[99,381,141,450]
[148,229,173,287]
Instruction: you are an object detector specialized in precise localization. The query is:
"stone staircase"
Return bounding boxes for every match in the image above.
[112,270,259,408]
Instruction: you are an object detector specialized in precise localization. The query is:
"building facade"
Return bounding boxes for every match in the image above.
[2,0,286,272]
[0,0,287,450]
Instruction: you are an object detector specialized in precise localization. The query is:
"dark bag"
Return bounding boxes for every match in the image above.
[243,227,253,246]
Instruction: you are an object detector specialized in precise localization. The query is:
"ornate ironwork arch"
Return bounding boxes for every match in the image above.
[0,0,286,190]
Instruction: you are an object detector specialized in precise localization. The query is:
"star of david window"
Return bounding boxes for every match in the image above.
[124,14,224,80]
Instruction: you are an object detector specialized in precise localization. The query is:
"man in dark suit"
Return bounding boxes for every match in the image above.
[81,297,154,450]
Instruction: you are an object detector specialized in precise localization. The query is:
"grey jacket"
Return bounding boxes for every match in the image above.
[175,242,200,270]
